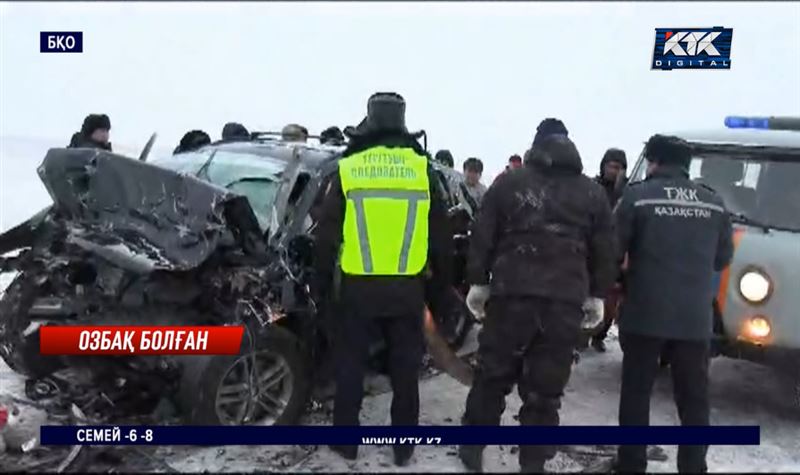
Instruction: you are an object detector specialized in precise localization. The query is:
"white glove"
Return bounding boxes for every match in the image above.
[466,285,491,321]
[581,297,605,329]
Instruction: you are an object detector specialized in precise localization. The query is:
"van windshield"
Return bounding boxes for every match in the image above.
[631,152,800,232]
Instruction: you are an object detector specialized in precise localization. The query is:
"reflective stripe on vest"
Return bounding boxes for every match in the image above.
[339,146,430,276]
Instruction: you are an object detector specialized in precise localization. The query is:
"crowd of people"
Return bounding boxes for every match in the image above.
[65,93,733,473]
[64,115,337,154]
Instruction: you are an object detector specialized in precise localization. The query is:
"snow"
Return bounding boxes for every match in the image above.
[1,329,798,471]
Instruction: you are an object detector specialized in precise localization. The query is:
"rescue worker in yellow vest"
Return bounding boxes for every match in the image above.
[313,92,453,466]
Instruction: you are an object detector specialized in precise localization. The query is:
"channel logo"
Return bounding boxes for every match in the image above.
[652,27,732,71]
[40,31,83,53]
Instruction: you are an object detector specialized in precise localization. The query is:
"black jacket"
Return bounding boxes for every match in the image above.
[594,174,627,208]
[594,151,628,207]
[68,132,112,151]
[467,136,616,304]
[614,166,734,340]
[314,132,453,317]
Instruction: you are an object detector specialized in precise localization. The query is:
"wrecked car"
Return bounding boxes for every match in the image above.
[0,133,477,426]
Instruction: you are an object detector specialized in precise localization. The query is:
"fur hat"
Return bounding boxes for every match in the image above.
[644,134,691,168]
[348,92,408,137]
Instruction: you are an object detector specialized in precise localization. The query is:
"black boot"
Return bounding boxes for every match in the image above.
[329,444,357,460]
[459,445,484,472]
[393,446,414,466]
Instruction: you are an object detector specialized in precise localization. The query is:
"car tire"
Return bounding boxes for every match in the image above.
[0,272,64,377]
[176,325,311,426]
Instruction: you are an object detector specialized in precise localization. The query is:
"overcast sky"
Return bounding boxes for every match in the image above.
[1,1,799,182]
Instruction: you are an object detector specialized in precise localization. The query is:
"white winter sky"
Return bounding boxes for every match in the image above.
[1,1,799,183]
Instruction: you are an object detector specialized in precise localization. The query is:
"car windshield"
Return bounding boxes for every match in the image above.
[631,151,800,232]
[153,150,287,231]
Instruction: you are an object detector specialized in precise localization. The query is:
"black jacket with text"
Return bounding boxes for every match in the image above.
[466,136,617,304]
[614,165,734,340]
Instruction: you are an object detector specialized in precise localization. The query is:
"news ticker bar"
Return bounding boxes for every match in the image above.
[41,425,760,446]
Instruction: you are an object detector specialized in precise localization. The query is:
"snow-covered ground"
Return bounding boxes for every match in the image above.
[1,329,798,472]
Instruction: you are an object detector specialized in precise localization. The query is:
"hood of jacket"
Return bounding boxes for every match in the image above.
[524,135,583,175]
[598,148,628,176]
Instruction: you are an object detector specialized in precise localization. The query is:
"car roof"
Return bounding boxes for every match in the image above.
[663,128,800,149]
[193,139,344,169]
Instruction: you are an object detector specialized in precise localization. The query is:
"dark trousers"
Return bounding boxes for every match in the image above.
[333,304,424,456]
[617,333,710,473]
[463,297,583,471]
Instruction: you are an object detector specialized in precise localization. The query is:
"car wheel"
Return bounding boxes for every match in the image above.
[176,325,311,426]
[0,272,64,377]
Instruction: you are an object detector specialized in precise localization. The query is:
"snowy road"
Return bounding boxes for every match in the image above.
[1,329,798,472]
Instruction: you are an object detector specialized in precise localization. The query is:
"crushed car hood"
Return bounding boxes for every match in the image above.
[35,148,263,273]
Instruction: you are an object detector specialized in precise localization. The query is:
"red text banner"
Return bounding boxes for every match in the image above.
[39,326,244,355]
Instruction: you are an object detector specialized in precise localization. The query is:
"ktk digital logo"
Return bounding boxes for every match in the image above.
[651,27,732,71]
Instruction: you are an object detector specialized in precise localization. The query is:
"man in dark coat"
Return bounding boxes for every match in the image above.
[221,122,250,141]
[588,147,628,351]
[435,149,455,168]
[281,123,309,142]
[174,130,211,154]
[492,154,523,185]
[458,118,617,473]
[68,114,112,151]
[614,134,733,473]
[462,157,487,205]
[595,148,628,207]
[320,126,346,145]
[313,92,452,466]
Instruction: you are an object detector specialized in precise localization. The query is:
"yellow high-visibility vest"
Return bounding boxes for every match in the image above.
[338,146,430,276]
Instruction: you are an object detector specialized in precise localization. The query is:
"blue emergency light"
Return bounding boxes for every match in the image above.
[724,116,771,129]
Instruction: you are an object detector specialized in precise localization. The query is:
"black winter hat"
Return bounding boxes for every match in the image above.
[320,126,345,145]
[175,130,211,154]
[81,114,111,136]
[222,122,250,141]
[525,135,583,174]
[532,118,568,146]
[435,149,454,167]
[600,148,627,170]
[644,134,692,168]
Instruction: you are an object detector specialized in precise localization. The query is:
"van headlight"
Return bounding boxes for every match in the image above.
[739,270,771,304]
